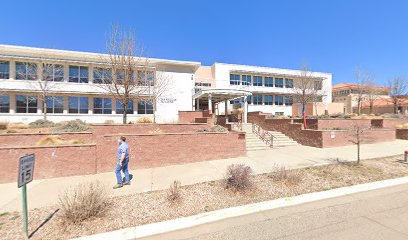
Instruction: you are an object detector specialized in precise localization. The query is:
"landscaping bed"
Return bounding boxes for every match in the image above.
[1,155,408,240]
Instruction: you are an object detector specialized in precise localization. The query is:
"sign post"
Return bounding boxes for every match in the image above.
[18,154,35,238]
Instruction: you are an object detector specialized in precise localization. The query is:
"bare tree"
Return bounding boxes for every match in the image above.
[353,69,371,116]
[365,78,381,114]
[293,64,323,123]
[97,25,149,124]
[386,77,407,114]
[25,62,63,120]
[349,124,369,164]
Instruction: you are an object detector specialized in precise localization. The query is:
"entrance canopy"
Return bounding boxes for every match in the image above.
[193,89,252,103]
[193,89,252,123]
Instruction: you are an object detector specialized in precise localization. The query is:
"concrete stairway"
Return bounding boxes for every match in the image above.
[233,123,299,151]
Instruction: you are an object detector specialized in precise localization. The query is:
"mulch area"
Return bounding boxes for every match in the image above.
[1,155,408,240]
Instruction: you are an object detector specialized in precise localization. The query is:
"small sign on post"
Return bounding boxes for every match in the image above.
[18,154,35,239]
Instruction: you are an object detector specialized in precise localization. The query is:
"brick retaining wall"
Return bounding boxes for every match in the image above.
[397,129,408,140]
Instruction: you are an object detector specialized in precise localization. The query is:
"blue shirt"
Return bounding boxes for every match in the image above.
[117,142,129,163]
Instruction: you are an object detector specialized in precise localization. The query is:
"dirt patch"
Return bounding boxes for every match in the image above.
[1,155,408,240]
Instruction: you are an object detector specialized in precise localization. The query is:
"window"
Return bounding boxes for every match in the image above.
[45,96,64,114]
[285,78,294,88]
[265,77,273,87]
[16,95,37,113]
[43,64,64,82]
[93,97,112,114]
[230,74,240,85]
[253,76,262,86]
[275,78,283,88]
[253,95,262,105]
[0,61,9,79]
[230,98,241,104]
[137,100,153,114]
[284,96,293,106]
[116,100,134,114]
[0,95,9,113]
[137,70,154,86]
[93,68,112,84]
[275,95,283,105]
[242,75,251,85]
[247,96,252,104]
[264,95,273,105]
[69,66,88,83]
[314,80,322,90]
[16,62,37,80]
[69,97,89,114]
[275,112,284,116]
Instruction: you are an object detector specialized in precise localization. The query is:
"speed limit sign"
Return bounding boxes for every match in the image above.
[18,154,35,188]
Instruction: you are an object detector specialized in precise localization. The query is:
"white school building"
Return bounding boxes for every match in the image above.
[0,45,332,123]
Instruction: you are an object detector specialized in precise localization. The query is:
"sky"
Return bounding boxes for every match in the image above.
[1,0,408,86]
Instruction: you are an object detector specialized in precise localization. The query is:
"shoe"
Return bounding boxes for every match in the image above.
[123,182,131,186]
[113,183,123,189]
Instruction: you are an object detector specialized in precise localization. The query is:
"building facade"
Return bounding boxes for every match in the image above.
[195,63,332,116]
[0,45,333,123]
[332,83,390,114]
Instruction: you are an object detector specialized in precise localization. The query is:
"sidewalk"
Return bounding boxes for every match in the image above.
[0,140,407,212]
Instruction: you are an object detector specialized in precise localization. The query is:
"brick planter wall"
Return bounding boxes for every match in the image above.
[0,144,97,183]
[372,119,408,129]
[97,132,246,172]
[397,129,408,140]
[178,111,210,123]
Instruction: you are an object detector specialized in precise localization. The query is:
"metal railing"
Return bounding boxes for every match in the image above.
[232,113,243,131]
[252,123,276,148]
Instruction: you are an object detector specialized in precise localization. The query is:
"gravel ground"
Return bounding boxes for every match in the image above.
[1,155,408,240]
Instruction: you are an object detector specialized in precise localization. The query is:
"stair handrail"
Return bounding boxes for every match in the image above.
[252,123,276,148]
[232,113,243,131]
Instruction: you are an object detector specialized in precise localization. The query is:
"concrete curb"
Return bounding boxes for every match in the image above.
[72,176,408,240]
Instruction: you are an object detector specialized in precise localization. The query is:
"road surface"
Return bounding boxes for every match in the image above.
[142,183,408,240]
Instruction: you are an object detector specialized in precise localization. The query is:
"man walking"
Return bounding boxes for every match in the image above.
[113,136,130,189]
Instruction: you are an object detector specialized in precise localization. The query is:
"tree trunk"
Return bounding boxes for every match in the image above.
[43,101,47,121]
[369,102,373,114]
[357,141,360,164]
[122,104,127,124]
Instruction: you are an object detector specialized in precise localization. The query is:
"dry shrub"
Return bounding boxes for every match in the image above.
[59,181,110,224]
[225,164,253,192]
[36,136,84,146]
[7,122,29,129]
[104,120,114,124]
[0,121,8,130]
[137,117,153,124]
[149,128,163,134]
[29,119,55,128]
[269,165,303,186]
[6,129,19,133]
[167,180,182,203]
[53,120,89,133]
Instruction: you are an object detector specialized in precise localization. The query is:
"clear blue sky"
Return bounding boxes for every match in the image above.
[1,0,407,85]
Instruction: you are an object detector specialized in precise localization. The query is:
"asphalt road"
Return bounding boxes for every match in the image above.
[142,183,408,240]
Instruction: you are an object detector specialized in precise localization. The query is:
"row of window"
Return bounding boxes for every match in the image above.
[0,95,154,114]
[230,95,293,106]
[230,74,294,88]
[0,61,155,84]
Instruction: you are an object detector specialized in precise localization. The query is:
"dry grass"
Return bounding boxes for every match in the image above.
[137,117,153,124]
[167,180,182,203]
[36,136,84,146]
[7,122,29,130]
[0,121,8,130]
[396,123,408,129]
[104,120,114,124]
[59,181,110,224]
[148,128,163,134]
[224,164,253,192]
[269,165,304,187]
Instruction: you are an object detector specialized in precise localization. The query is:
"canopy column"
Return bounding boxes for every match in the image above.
[208,94,212,114]
[243,96,248,123]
